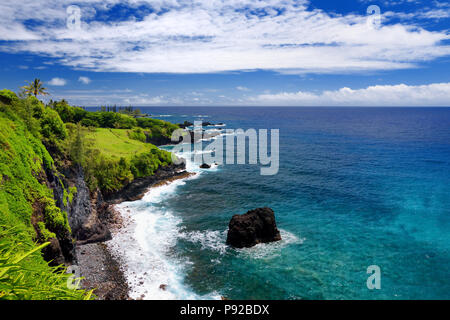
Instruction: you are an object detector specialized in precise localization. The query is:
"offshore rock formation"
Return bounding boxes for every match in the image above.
[226,207,282,248]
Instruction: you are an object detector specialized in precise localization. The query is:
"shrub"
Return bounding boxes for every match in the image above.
[136,117,179,138]
[40,108,67,141]
[42,197,71,234]
[37,222,56,241]
[128,127,147,142]
[0,89,19,105]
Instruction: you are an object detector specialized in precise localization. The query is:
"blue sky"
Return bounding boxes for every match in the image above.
[0,0,449,106]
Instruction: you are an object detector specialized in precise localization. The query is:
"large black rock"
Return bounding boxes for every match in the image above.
[226,208,282,248]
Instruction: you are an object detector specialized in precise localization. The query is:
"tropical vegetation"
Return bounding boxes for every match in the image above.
[0,83,179,299]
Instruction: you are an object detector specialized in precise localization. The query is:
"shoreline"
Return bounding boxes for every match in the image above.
[105,171,203,300]
[76,164,195,300]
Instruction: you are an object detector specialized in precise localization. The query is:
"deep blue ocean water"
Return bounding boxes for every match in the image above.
[107,107,450,300]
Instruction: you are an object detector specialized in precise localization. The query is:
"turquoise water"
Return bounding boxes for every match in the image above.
[109,107,450,300]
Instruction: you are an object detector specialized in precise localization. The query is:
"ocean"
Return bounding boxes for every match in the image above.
[106,107,450,300]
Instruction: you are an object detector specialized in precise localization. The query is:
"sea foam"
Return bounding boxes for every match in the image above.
[106,145,220,300]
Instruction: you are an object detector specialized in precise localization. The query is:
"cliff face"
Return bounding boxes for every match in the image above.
[46,164,111,257]
[44,162,187,264]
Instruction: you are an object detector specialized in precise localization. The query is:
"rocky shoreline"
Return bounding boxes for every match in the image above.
[75,162,193,300]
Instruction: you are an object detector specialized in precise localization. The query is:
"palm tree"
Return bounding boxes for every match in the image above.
[21,78,49,97]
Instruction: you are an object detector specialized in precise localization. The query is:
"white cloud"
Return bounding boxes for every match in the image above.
[48,77,67,86]
[236,86,250,92]
[78,76,91,84]
[0,0,449,74]
[249,83,450,106]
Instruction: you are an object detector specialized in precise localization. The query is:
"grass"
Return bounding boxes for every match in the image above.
[85,128,154,160]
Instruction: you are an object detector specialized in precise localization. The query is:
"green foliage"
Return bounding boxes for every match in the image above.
[50,100,87,124]
[84,154,134,192]
[75,128,173,192]
[0,89,180,298]
[130,148,172,178]
[40,108,68,142]
[37,222,56,241]
[0,115,54,233]
[65,123,85,164]
[41,197,71,234]
[63,186,77,207]
[0,106,92,300]
[50,99,179,135]
[136,117,179,139]
[0,89,19,105]
[128,127,147,142]
[84,128,151,160]
[21,79,49,98]
[68,187,77,205]
[0,226,94,300]
[51,100,137,129]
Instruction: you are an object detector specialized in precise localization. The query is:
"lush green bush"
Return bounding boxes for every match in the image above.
[37,222,56,242]
[83,151,134,192]
[130,148,172,178]
[136,117,179,139]
[0,114,54,232]
[40,108,68,141]
[81,145,173,192]
[41,197,71,234]
[0,89,19,105]
[50,100,87,124]
[128,127,147,142]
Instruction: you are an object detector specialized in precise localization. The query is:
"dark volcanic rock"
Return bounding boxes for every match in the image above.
[178,121,193,129]
[200,163,211,169]
[42,237,65,266]
[144,132,183,146]
[226,207,281,248]
[104,163,187,204]
[49,165,111,247]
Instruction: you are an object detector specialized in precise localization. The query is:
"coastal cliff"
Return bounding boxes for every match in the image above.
[0,89,185,299]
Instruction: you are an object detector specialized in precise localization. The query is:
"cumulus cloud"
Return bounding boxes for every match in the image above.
[249,83,450,106]
[0,0,449,74]
[48,77,67,86]
[78,76,91,84]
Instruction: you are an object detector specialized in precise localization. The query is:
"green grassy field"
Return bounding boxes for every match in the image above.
[85,128,155,159]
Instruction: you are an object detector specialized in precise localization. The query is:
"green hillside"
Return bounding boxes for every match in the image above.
[0,88,178,299]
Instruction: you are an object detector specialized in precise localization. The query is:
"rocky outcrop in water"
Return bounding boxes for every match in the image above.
[226,207,282,248]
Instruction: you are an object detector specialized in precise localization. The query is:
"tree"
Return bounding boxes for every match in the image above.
[21,78,49,97]
[71,123,85,164]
